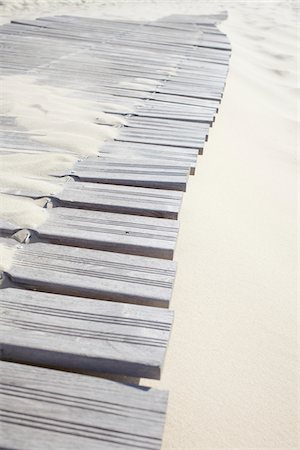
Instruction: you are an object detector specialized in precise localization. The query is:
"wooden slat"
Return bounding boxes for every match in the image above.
[7,242,176,308]
[117,127,206,149]
[101,140,199,159]
[0,361,168,450]
[0,288,173,378]
[62,160,189,191]
[124,116,211,132]
[0,207,179,259]
[38,207,178,259]
[0,183,183,220]
[100,141,198,173]
[150,92,221,108]
[133,101,215,123]
[56,182,183,219]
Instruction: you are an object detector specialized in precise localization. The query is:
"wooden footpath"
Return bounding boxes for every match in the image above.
[0,13,231,449]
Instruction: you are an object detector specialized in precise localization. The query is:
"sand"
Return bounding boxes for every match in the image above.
[0,241,16,271]
[0,73,127,227]
[0,1,298,448]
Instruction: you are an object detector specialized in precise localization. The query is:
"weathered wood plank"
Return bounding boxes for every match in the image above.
[56,182,183,219]
[0,361,168,449]
[0,183,183,220]
[0,288,173,378]
[101,140,199,158]
[150,92,220,108]
[7,242,176,307]
[1,207,179,259]
[116,133,206,149]
[124,116,211,132]
[39,207,178,259]
[62,160,189,191]
[100,142,198,173]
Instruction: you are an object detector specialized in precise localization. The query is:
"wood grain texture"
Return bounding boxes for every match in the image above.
[0,288,173,378]
[100,142,198,174]
[62,160,189,191]
[1,208,179,259]
[57,181,183,219]
[8,242,176,307]
[38,207,178,259]
[0,361,168,449]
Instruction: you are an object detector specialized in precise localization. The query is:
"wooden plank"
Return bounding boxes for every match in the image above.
[156,85,222,101]
[74,158,192,173]
[98,153,197,174]
[102,140,199,158]
[1,207,179,259]
[0,288,173,378]
[0,361,168,450]
[7,242,176,307]
[100,142,198,173]
[150,92,220,108]
[56,182,183,219]
[124,116,210,132]
[0,183,183,220]
[38,207,178,259]
[118,124,208,141]
[61,160,189,191]
[116,132,206,149]
[133,101,215,123]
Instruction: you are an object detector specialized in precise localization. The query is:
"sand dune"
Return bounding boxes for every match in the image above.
[0,0,298,448]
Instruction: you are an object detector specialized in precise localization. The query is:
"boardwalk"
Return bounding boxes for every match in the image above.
[0,13,231,449]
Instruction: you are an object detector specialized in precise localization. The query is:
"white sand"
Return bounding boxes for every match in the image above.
[0,74,126,227]
[0,0,298,448]
[0,241,16,271]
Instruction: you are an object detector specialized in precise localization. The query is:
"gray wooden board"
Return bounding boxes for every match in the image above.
[100,142,198,172]
[57,181,183,219]
[132,102,216,123]
[116,134,205,150]
[101,140,199,158]
[119,127,209,141]
[130,110,214,124]
[7,242,176,307]
[74,158,192,172]
[156,86,222,101]
[101,143,199,159]
[62,160,189,191]
[150,92,220,108]
[199,40,231,51]
[0,288,173,378]
[95,155,197,174]
[0,360,168,450]
[0,183,183,220]
[0,207,179,259]
[124,116,210,132]
[41,64,166,81]
[176,63,228,74]
[39,208,178,259]
[118,124,208,139]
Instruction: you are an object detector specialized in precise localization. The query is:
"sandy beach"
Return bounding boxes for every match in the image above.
[0,1,298,448]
